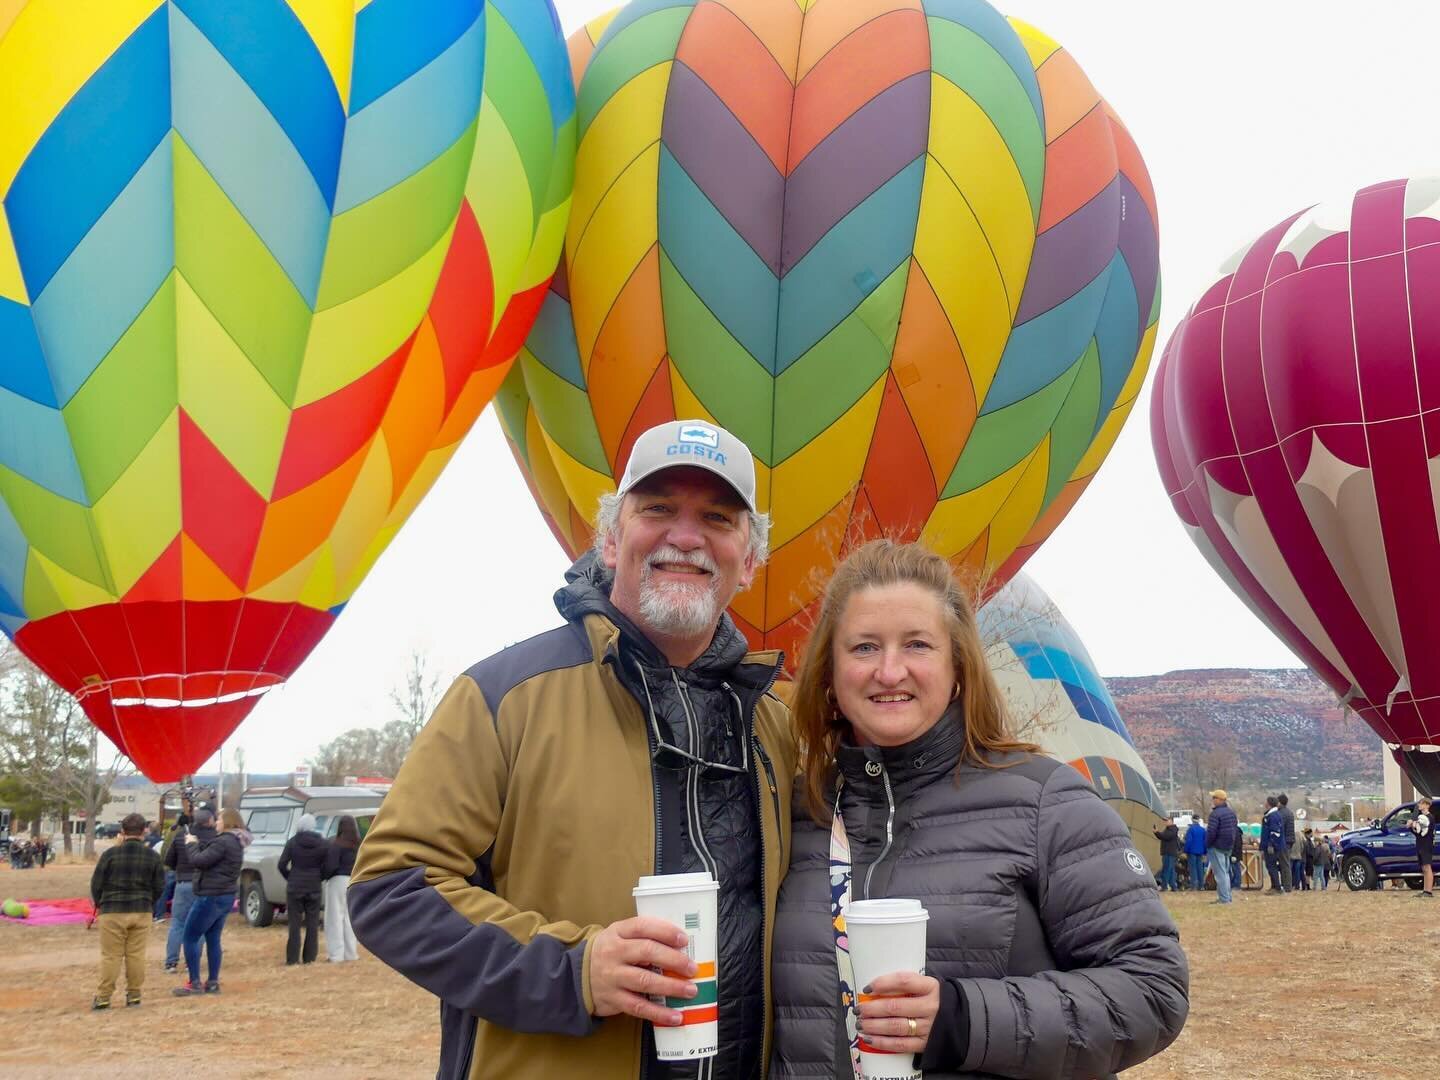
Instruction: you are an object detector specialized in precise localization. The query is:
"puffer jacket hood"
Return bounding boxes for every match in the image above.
[772,713,1189,1079]
[190,828,244,896]
[557,550,779,1080]
[279,828,329,895]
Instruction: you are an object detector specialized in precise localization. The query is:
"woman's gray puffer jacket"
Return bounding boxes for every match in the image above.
[771,711,1189,1079]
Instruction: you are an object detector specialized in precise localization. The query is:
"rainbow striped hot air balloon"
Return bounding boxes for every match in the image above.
[980,571,1166,858]
[500,0,1159,664]
[0,0,574,780]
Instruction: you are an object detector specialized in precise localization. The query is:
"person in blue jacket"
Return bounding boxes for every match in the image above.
[1260,796,1287,893]
[1184,815,1209,890]
[1204,790,1239,904]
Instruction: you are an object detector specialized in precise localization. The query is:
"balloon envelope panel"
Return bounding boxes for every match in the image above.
[0,0,574,779]
[981,572,1167,853]
[501,0,1159,664]
[1151,178,1440,795]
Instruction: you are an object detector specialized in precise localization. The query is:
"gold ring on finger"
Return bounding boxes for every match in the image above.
[907,1018,917,1037]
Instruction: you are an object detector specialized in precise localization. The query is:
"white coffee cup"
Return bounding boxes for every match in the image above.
[845,898,930,1080]
[632,872,719,1060]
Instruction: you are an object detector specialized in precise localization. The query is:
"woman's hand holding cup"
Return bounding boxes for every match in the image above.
[588,915,698,1026]
[857,972,940,1053]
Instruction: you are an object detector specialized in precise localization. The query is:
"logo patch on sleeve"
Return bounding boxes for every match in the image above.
[1124,850,1148,876]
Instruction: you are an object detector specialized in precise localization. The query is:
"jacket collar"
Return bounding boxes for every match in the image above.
[835,701,965,802]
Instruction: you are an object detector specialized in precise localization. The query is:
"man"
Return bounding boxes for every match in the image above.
[1229,813,1244,890]
[89,812,166,1009]
[350,420,795,1080]
[1277,792,1296,891]
[1152,817,1180,891]
[1204,790,1238,904]
[162,813,197,973]
[1261,796,1286,893]
[1411,797,1434,898]
[1183,813,1208,890]
[1312,829,1333,890]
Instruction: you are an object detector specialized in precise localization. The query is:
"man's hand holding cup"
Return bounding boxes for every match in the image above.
[589,915,697,1026]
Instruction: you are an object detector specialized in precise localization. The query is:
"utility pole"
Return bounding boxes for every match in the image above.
[1168,752,1175,810]
[217,742,225,814]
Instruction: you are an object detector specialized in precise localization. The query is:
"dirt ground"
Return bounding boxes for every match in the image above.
[1,857,1435,1078]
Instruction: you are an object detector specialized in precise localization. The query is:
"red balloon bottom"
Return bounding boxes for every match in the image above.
[14,599,335,781]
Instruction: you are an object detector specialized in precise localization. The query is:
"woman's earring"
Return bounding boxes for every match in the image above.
[825,686,843,726]
[950,683,961,702]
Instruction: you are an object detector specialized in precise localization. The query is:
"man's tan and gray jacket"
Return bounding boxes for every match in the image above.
[350,557,795,1080]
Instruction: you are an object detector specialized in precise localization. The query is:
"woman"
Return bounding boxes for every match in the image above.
[772,540,1189,1079]
[323,815,361,962]
[174,807,251,997]
[278,814,327,965]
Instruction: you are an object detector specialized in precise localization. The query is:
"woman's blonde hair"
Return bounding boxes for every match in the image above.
[219,807,244,832]
[792,539,1037,822]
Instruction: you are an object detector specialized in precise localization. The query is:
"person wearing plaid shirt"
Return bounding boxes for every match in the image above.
[90,812,166,1010]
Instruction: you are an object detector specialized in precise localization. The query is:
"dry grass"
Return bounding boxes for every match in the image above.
[1,859,1434,1078]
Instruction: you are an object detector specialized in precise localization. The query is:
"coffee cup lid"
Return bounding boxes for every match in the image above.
[634,872,718,896]
[843,898,928,924]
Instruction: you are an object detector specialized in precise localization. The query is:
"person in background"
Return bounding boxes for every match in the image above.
[89,812,165,1010]
[278,813,327,966]
[1261,797,1286,893]
[1153,817,1180,891]
[1312,828,1332,890]
[1302,828,1317,891]
[1277,793,1296,891]
[174,807,251,997]
[34,833,49,869]
[162,813,197,973]
[323,815,361,963]
[153,819,175,922]
[1204,790,1238,905]
[1184,814,1208,891]
[1289,818,1307,892]
[1230,819,1244,890]
[1411,797,1434,898]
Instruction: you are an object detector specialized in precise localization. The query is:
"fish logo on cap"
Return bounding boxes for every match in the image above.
[678,424,720,449]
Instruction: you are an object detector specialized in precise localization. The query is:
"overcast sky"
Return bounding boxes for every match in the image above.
[192,1,1440,772]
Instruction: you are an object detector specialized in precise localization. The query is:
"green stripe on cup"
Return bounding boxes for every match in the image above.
[665,979,718,1009]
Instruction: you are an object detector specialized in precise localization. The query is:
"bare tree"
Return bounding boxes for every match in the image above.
[389,651,443,744]
[310,652,443,784]
[0,649,129,856]
[223,745,247,807]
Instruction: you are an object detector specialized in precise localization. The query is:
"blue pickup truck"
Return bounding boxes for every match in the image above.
[1338,802,1434,890]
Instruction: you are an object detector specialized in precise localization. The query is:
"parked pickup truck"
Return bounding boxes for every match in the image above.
[238,786,385,927]
[1338,802,1434,890]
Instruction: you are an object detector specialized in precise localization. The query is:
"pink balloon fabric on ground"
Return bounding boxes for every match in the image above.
[1152,177,1440,795]
[0,896,93,924]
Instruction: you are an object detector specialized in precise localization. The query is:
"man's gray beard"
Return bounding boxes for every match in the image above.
[637,575,721,639]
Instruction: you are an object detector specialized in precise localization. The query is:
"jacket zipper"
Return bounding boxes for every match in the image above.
[675,676,717,1080]
[735,661,781,1079]
[862,765,896,900]
[675,676,720,882]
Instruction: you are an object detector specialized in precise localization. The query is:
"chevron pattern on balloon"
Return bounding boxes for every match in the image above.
[502,0,1159,668]
[0,0,574,779]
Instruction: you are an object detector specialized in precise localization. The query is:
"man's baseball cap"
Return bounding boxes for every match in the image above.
[615,420,757,513]
[1210,789,1227,800]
